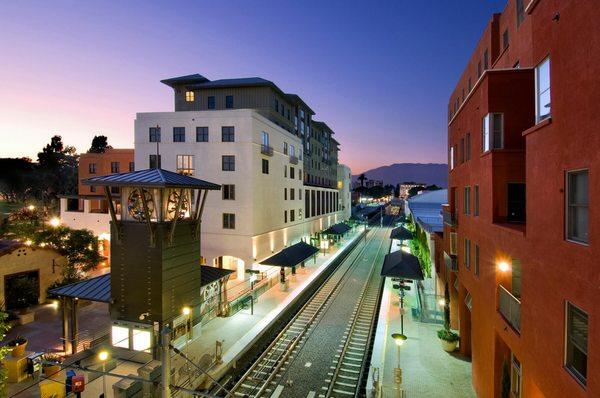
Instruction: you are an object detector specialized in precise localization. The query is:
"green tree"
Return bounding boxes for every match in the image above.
[0,158,36,203]
[88,135,112,153]
[36,135,78,208]
[0,310,11,395]
[358,173,366,187]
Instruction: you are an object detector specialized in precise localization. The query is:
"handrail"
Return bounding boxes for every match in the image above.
[498,285,521,332]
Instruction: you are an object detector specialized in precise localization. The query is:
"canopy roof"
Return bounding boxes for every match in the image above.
[260,241,319,268]
[323,223,351,235]
[390,226,413,241]
[407,189,447,233]
[49,267,233,303]
[381,250,424,280]
[82,168,221,190]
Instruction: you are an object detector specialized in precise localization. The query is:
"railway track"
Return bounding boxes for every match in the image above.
[229,217,393,398]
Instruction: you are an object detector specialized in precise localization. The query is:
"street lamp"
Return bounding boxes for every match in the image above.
[98,350,109,398]
[182,306,192,342]
[391,333,407,396]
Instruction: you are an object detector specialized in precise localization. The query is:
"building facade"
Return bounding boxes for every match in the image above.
[135,75,350,280]
[445,1,598,397]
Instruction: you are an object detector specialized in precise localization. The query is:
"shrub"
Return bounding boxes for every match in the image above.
[437,329,459,342]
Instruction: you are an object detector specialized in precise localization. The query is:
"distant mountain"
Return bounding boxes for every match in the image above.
[352,163,448,187]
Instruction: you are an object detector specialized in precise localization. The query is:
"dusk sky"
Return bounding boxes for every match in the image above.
[0,1,506,174]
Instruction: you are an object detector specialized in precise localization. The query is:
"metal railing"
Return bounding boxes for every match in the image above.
[498,284,521,332]
[443,208,458,227]
[260,144,273,156]
[289,155,299,164]
[444,251,458,272]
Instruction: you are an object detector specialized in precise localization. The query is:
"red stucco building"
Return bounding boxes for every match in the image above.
[444,0,598,396]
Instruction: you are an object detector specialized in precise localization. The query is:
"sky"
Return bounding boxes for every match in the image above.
[0,0,506,174]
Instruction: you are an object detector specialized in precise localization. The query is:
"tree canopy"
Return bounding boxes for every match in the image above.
[88,135,112,153]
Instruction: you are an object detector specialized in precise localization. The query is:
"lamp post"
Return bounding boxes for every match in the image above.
[98,350,109,398]
[182,306,192,351]
[391,333,407,397]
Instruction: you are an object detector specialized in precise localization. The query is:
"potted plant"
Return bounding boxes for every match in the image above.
[7,336,28,358]
[41,352,63,378]
[437,282,459,352]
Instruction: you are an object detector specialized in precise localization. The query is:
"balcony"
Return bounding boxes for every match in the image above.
[498,285,521,333]
[442,205,458,227]
[289,155,299,165]
[444,251,458,272]
[261,144,273,156]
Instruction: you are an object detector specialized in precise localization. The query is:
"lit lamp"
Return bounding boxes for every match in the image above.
[98,350,109,398]
[49,217,61,228]
[182,306,192,344]
[27,205,35,211]
[498,261,510,272]
[391,333,407,393]
[438,298,446,307]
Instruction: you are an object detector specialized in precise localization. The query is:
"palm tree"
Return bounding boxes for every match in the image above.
[358,173,366,187]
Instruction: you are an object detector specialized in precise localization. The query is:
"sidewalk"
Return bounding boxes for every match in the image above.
[368,246,475,397]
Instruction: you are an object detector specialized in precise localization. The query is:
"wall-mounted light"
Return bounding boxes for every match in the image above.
[498,261,510,272]
[49,217,61,228]
[182,306,191,316]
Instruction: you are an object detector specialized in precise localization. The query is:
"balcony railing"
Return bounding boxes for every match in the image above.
[498,285,521,333]
[289,155,299,164]
[443,207,458,227]
[444,251,458,272]
[261,144,273,156]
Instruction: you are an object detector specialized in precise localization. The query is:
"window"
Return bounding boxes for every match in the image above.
[482,113,504,152]
[290,209,295,222]
[460,138,465,164]
[464,239,471,269]
[477,61,482,78]
[299,170,302,180]
[262,131,269,147]
[483,49,489,70]
[474,185,479,216]
[207,96,215,109]
[511,355,522,398]
[89,163,97,174]
[284,188,287,200]
[516,0,525,26]
[149,127,161,142]
[449,146,455,170]
[468,77,472,92]
[173,127,185,142]
[185,91,194,102]
[222,155,235,171]
[176,155,194,175]
[474,244,480,276]
[111,162,120,173]
[196,127,209,142]
[111,186,120,194]
[222,126,235,142]
[284,210,287,223]
[536,58,551,122]
[222,213,235,229]
[225,95,233,109]
[299,189,302,200]
[149,154,161,169]
[284,165,287,178]
[290,188,295,200]
[503,29,509,49]
[290,167,295,179]
[222,184,235,200]
[290,145,295,157]
[566,170,589,243]
[262,159,269,174]
[565,302,588,385]
[465,133,471,161]
[283,142,288,155]
[464,186,471,215]
[129,162,135,172]
[90,185,96,193]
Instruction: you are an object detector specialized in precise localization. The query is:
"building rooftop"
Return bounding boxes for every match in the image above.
[160,74,210,87]
[0,240,22,256]
[82,168,221,190]
[407,189,447,233]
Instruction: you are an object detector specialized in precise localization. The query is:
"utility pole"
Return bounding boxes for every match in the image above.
[161,326,171,398]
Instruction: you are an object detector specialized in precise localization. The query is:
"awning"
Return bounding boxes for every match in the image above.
[381,250,424,280]
[49,273,111,303]
[323,223,351,235]
[390,226,413,240]
[200,265,234,286]
[260,241,319,268]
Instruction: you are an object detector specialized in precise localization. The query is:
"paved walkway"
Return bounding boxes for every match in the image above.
[368,245,475,398]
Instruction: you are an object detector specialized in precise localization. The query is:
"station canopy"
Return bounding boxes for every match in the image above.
[260,241,319,268]
[390,226,413,241]
[49,266,234,303]
[381,250,424,280]
[323,223,351,235]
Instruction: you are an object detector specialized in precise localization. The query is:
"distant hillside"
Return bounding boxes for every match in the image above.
[352,163,448,187]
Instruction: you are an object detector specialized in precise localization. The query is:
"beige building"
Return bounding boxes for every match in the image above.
[0,240,65,310]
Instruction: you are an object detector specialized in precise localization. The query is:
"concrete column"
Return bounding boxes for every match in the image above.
[70,299,79,353]
[61,298,71,354]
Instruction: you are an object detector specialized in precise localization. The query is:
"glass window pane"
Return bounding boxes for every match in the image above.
[132,329,152,351]
[112,325,129,348]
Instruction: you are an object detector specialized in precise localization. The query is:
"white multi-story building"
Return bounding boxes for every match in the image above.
[135,109,350,280]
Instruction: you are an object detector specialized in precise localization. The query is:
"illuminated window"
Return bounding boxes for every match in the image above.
[185,91,195,102]
[132,329,152,352]
[482,113,503,152]
[111,325,129,348]
[176,155,194,175]
[566,170,589,243]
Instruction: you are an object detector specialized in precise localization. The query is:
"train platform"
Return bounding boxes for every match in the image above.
[367,244,476,398]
